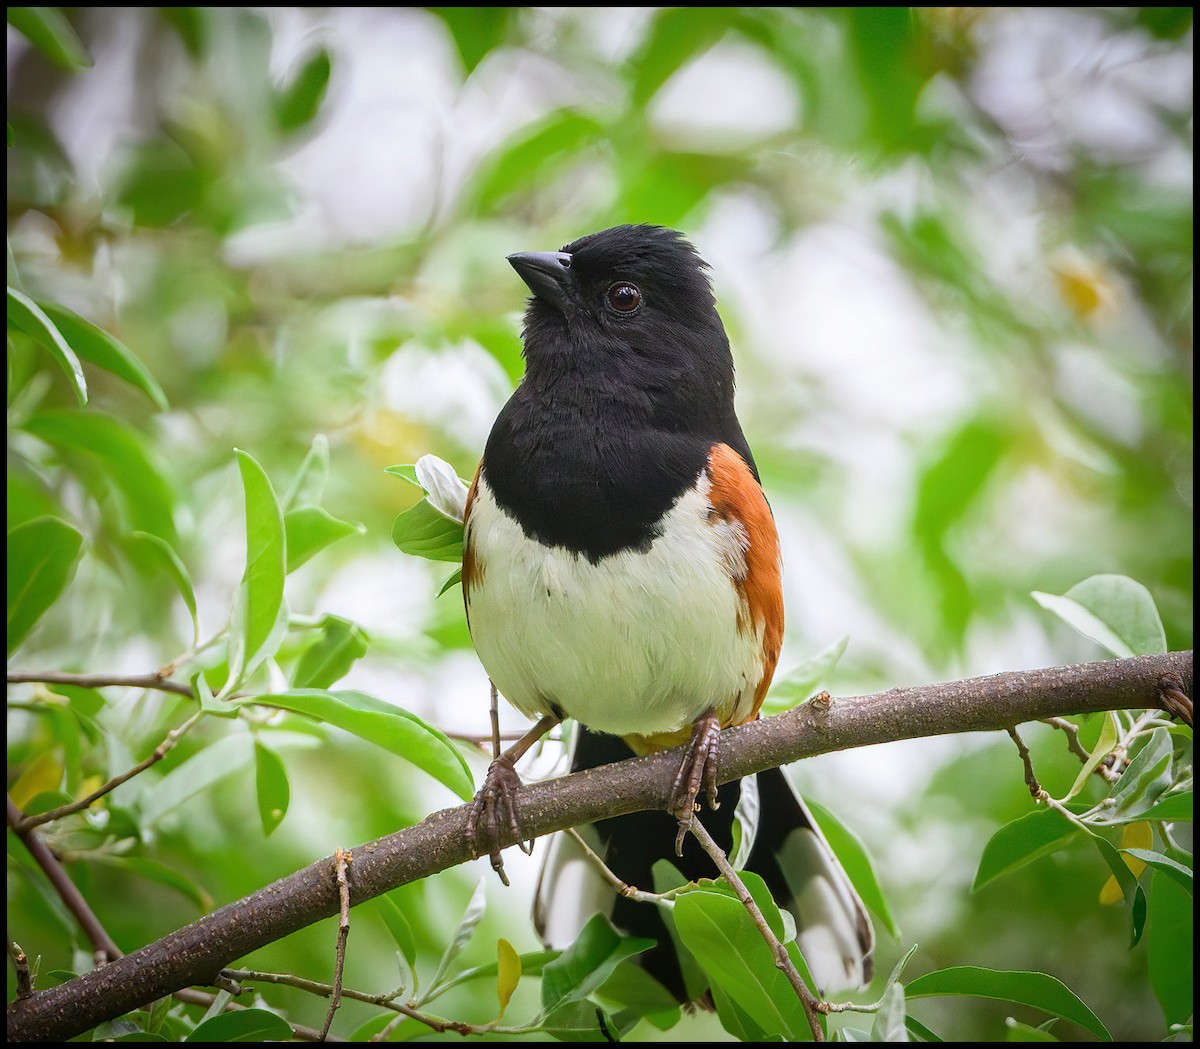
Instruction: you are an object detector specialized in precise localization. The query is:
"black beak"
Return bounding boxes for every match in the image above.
[507,251,573,313]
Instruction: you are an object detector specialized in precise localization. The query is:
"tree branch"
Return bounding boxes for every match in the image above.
[6,651,1191,1042]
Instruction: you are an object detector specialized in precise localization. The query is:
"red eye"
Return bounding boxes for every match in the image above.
[606,282,641,314]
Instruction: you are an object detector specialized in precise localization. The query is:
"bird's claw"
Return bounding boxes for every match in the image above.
[669,714,722,856]
[466,755,527,885]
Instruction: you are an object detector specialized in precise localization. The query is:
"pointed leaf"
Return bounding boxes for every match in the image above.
[36,300,167,409]
[540,913,655,1015]
[23,410,178,544]
[284,505,363,573]
[253,741,290,836]
[672,888,812,1040]
[1032,575,1166,658]
[974,808,1081,892]
[291,615,368,689]
[763,636,849,714]
[128,531,199,644]
[225,450,287,694]
[1063,711,1120,802]
[904,967,1110,1041]
[7,516,84,654]
[7,7,92,69]
[392,498,464,562]
[238,689,473,800]
[8,286,87,403]
[496,938,521,1019]
[186,1008,291,1042]
[284,434,330,510]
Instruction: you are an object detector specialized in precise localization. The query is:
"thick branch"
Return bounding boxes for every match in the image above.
[7,651,1191,1042]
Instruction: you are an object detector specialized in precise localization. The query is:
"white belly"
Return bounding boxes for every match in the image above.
[464,473,764,737]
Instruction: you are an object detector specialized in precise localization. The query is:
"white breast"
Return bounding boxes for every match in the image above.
[464,471,764,737]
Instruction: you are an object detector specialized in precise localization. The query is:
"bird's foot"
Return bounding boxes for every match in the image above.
[466,755,530,886]
[670,713,722,856]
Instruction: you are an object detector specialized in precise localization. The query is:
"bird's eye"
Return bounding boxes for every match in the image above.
[606,282,641,315]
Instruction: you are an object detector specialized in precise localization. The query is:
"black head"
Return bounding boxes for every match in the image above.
[506,225,736,428]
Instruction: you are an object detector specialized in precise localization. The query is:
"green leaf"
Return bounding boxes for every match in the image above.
[373,893,419,968]
[291,615,368,689]
[284,505,364,573]
[35,300,168,409]
[973,808,1081,892]
[1147,870,1193,1025]
[1123,849,1192,894]
[437,566,464,597]
[7,7,92,69]
[7,286,88,404]
[253,741,290,836]
[23,410,178,544]
[1139,792,1193,822]
[904,966,1110,1042]
[114,856,213,911]
[762,636,849,715]
[224,450,287,695]
[464,108,604,214]
[1004,1018,1061,1041]
[871,982,908,1042]
[238,689,473,801]
[806,796,899,937]
[7,516,84,655]
[392,499,465,563]
[128,531,199,644]
[273,47,332,133]
[1063,711,1120,802]
[186,1008,292,1042]
[140,734,257,826]
[1032,574,1166,658]
[672,888,812,1040]
[425,877,489,998]
[1087,728,1175,824]
[540,913,655,1016]
[429,6,514,74]
[284,434,330,510]
[628,7,740,107]
[594,959,681,1032]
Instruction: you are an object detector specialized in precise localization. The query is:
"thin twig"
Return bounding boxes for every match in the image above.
[14,712,206,833]
[7,796,123,965]
[222,967,541,1037]
[1040,717,1092,763]
[321,850,354,1040]
[1006,726,1041,798]
[7,669,195,698]
[563,827,667,905]
[1040,716,1121,782]
[171,988,336,1041]
[688,815,825,1041]
[9,940,33,998]
[7,796,326,1040]
[489,680,501,761]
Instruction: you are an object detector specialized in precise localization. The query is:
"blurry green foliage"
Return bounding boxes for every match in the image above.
[6,5,1192,1043]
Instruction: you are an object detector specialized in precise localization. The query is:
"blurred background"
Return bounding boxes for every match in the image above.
[7,7,1192,1041]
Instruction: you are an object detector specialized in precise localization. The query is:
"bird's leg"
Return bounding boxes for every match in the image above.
[670,711,723,856]
[466,710,560,885]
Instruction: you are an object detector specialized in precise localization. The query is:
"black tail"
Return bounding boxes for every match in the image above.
[533,726,874,1003]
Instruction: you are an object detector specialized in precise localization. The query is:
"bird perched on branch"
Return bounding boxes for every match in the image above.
[461,224,873,999]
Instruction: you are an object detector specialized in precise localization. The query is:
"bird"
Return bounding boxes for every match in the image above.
[460,223,874,1000]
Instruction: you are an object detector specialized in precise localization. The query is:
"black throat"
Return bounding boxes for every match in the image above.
[482,356,753,563]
